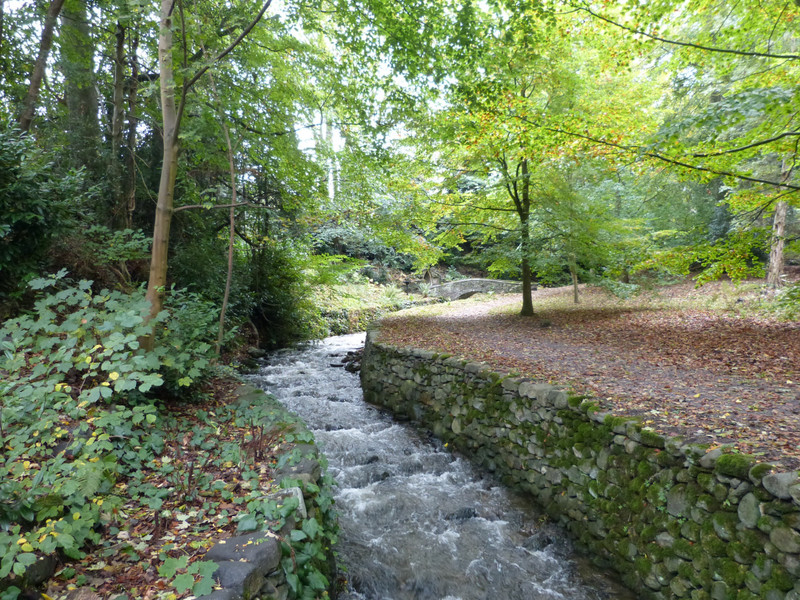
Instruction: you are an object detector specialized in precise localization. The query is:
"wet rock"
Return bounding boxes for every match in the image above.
[523,531,556,551]
[445,507,478,521]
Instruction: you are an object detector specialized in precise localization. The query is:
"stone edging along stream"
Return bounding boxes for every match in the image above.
[195,384,336,600]
[360,330,800,600]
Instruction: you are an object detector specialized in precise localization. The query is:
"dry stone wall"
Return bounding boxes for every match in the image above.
[361,331,800,600]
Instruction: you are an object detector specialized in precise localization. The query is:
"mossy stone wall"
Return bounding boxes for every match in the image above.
[360,331,800,600]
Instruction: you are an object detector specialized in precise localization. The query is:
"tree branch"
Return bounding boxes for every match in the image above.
[691,132,800,158]
[511,113,800,191]
[184,0,273,91]
[174,201,254,212]
[574,2,800,61]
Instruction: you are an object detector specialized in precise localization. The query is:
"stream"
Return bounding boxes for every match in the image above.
[249,333,634,600]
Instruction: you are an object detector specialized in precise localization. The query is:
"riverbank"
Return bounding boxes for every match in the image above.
[362,315,800,599]
[376,282,800,470]
[4,377,337,600]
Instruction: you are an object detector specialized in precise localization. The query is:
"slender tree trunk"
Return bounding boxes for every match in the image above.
[111,22,126,225]
[519,158,534,316]
[206,67,238,357]
[143,0,270,332]
[18,0,66,132]
[569,254,580,304]
[125,31,139,228]
[520,221,534,316]
[144,0,179,325]
[767,200,788,288]
[0,0,6,82]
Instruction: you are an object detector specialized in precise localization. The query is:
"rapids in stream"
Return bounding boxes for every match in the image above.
[249,333,634,600]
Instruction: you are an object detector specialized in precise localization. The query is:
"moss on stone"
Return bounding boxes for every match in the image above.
[736,528,766,551]
[708,536,730,558]
[714,453,755,479]
[637,460,657,479]
[726,541,754,564]
[640,429,665,449]
[568,394,587,408]
[712,558,747,586]
[673,538,696,560]
[634,556,652,578]
[748,462,774,483]
[762,564,794,592]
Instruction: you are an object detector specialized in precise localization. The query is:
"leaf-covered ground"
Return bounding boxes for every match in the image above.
[38,378,295,600]
[378,282,800,471]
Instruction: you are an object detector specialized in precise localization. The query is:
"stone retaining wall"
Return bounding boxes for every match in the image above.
[361,331,800,600]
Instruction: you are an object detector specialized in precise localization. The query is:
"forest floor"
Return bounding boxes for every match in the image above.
[377,277,800,471]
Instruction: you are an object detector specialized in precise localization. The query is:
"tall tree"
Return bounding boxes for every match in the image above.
[18,0,66,132]
[144,0,272,323]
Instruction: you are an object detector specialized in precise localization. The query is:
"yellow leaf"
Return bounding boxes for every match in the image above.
[109,372,120,381]
[73,512,81,520]
[21,543,33,552]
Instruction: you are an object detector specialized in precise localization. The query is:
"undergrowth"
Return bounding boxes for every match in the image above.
[0,273,337,599]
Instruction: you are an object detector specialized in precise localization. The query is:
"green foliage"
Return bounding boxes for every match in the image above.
[770,282,800,320]
[247,238,328,349]
[0,124,83,301]
[50,226,151,290]
[636,230,767,285]
[311,225,415,271]
[597,279,641,299]
[0,274,219,583]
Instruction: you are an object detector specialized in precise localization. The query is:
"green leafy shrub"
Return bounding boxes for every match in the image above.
[49,225,151,290]
[771,282,800,320]
[0,273,218,587]
[0,124,84,304]
[597,278,641,299]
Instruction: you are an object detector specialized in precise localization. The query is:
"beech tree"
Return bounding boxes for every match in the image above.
[573,0,800,286]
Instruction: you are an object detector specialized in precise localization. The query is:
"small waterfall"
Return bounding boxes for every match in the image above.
[249,333,633,600]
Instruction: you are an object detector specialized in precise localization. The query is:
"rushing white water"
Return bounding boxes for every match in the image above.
[249,333,633,600]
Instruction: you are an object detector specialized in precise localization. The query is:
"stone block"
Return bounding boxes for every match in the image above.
[195,591,243,600]
[770,526,800,554]
[738,493,762,529]
[206,532,282,575]
[764,472,800,500]
[212,561,265,598]
[277,457,321,488]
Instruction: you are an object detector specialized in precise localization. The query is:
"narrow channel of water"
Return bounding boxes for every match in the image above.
[249,333,633,600]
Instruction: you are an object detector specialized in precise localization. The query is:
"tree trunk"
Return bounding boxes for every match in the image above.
[61,0,100,173]
[519,158,534,316]
[144,0,179,324]
[767,160,791,288]
[125,30,139,228]
[18,0,66,132]
[569,254,580,304]
[206,67,238,357]
[111,21,126,224]
[767,200,788,288]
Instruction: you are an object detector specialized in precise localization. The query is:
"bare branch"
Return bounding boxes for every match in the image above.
[174,202,254,212]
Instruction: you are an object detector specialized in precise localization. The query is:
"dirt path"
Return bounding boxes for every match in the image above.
[378,287,800,471]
